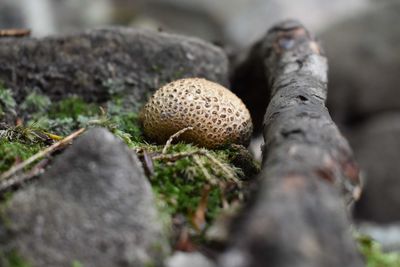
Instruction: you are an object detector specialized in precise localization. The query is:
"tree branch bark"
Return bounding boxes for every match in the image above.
[220,20,363,267]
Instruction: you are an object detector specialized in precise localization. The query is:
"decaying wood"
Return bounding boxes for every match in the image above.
[262,21,361,202]
[220,20,363,267]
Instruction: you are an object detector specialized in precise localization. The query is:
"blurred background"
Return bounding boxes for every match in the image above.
[1,0,400,251]
[0,0,369,48]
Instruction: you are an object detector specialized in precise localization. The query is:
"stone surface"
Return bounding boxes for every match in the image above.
[349,114,400,223]
[321,1,400,223]
[323,1,400,126]
[0,128,168,267]
[165,252,216,267]
[0,27,228,110]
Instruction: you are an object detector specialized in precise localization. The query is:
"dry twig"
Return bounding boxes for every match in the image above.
[0,29,31,37]
[0,128,85,182]
[162,127,193,154]
[152,150,205,161]
[0,159,48,193]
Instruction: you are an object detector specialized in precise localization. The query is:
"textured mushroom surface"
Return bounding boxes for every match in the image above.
[140,78,253,148]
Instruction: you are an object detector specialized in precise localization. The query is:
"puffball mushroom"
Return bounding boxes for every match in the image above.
[139,78,253,148]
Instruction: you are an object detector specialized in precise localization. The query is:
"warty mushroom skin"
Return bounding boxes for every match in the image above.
[140,78,253,148]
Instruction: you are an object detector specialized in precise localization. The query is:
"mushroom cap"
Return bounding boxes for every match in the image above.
[139,78,253,148]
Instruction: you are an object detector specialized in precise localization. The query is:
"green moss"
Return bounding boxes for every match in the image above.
[150,64,162,74]
[144,262,157,267]
[49,96,98,120]
[71,260,84,267]
[0,85,16,117]
[20,91,51,114]
[103,78,128,96]
[0,141,43,173]
[0,91,254,247]
[0,250,32,267]
[28,116,76,137]
[139,142,242,227]
[357,234,400,267]
[0,191,14,229]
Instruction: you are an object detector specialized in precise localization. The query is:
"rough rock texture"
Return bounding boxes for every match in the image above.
[0,128,168,267]
[140,78,252,148]
[321,1,400,223]
[220,21,363,267]
[0,27,228,108]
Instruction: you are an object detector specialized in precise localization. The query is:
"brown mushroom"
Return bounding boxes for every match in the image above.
[140,78,253,148]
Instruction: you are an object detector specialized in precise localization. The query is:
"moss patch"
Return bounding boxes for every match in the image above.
[358,234,400,267]
[142,143,243,223]
[20,91,51,114]
[48,96,98,120]
[1,86,400,265]
[0,250,32,267]
[71,260,84,267]
[0,91,254,248]
[0,141,43,173]
[0,85,16,118]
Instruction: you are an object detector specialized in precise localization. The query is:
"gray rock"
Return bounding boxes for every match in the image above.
[323,1,400,125]
[350,114,400,223]
[321,1,400,223]
[165,252,216,267]
[0,27,228,110]
[0,128,168,267]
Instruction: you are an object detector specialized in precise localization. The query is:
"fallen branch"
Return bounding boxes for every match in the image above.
[0,128,85,182]
[0,29,31,37]
[221,20,363,267]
